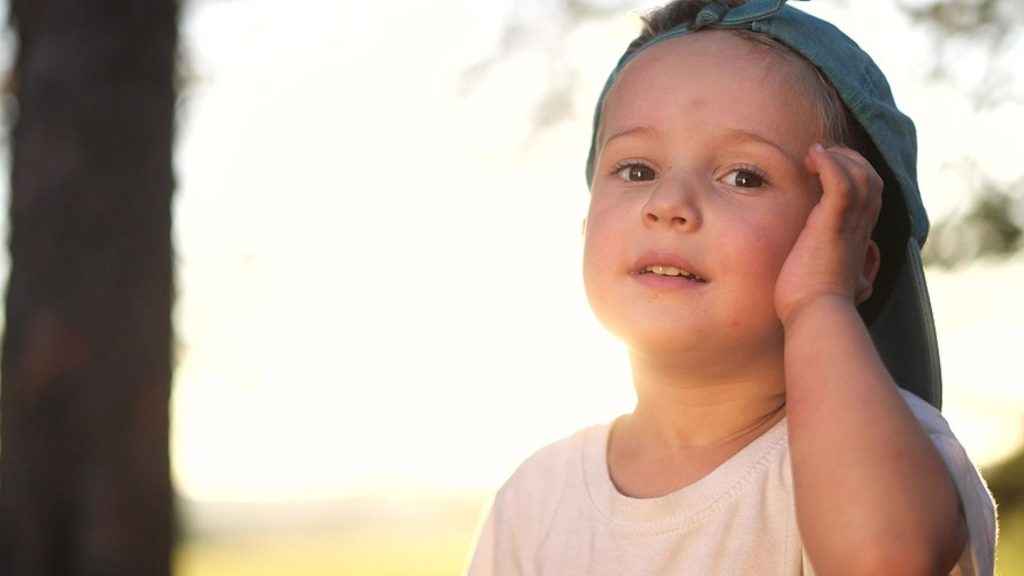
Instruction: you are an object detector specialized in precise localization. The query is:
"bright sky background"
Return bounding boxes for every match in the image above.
[117,0,1024,501]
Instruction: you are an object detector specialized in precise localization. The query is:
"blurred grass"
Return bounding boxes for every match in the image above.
[997,510,1024,575]
[175,528,474,576]
[174,495,486,576]
[986,449,1024,575]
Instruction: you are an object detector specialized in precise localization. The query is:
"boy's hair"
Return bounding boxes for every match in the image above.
[585,0,943,407]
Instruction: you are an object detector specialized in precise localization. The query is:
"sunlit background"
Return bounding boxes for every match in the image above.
[4,0,1023,573]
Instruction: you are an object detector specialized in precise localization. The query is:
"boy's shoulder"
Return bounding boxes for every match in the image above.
[493,421,612,508]
[503,422,610,484]
[899,389,951,435]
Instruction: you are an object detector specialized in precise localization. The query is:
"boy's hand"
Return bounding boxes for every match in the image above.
[774,144,882,329]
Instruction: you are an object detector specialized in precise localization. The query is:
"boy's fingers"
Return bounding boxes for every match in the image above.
[805,145,856,226]
[825,147,883,203]
[805,144,882,230]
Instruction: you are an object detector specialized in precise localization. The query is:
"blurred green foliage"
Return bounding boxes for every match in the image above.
[924,184,1024,268]
[902,0,1023,45]
[983,448,1024,573]
[902,0,1024,268]
[985,447,1024,516]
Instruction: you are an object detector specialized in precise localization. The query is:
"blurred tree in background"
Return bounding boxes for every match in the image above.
[902,0,1024,267]
[459,1,630,132]
[0,0,178,574]
[924,179,1023,267]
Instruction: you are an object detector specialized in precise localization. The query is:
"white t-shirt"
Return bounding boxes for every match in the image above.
[466,391,996,576]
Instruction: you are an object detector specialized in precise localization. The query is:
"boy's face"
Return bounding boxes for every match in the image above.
[584,31,824,366]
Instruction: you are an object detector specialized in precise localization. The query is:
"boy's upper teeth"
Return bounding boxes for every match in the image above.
[644,265,704,282]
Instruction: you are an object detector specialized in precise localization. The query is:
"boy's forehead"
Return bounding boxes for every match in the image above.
[612,32,782,91]
[598,31,812,144]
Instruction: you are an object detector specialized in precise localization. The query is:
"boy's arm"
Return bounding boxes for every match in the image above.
[776,145,966,575]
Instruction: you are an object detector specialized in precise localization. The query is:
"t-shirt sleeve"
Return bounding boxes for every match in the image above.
[932,432,997,576]
[464,503,497,576]
[903,391,998,576]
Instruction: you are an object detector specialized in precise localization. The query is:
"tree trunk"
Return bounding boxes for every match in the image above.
[0,0,178,574]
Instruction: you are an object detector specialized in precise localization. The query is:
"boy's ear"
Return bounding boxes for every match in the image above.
[856,240,881,305]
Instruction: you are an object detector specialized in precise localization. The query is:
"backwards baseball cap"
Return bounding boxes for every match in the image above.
[585,0,942,407]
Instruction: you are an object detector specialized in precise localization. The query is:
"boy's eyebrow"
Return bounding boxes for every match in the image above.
[599,125,661,148]
[599,124,807,167]
[719,128,803,167]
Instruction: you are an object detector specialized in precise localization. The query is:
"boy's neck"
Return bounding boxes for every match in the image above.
[606,352,787,498]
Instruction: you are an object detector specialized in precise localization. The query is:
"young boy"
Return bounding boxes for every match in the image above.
[467,1,997,574]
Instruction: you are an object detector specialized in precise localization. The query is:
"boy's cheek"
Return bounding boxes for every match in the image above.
[581,205,620,247]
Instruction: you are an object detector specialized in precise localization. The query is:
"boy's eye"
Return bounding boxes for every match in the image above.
[615,163,656,182]
[722,169,766,188]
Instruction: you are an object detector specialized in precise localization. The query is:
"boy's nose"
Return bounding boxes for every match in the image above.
[641,177,702,231]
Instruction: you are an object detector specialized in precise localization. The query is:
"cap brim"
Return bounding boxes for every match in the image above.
[867,239,942,408]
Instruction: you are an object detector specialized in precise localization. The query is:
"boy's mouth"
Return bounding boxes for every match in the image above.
[639,265,707,283]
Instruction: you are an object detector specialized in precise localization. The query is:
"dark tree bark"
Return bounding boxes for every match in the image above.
[0,0,178,574]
